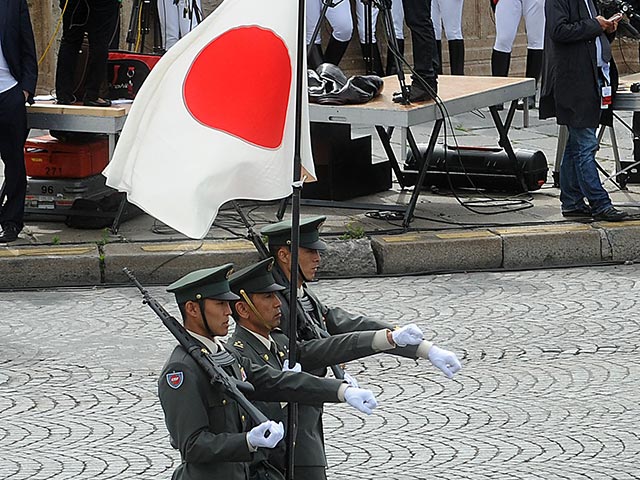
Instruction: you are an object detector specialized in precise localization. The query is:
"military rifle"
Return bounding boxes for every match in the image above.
[124,268,269,425]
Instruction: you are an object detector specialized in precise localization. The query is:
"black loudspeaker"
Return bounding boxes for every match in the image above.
[404,144,548,193]
[303,123,391,200]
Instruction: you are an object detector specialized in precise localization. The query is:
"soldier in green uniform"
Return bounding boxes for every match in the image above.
[258,216,462,480]
[227,258,426,475]
[158,263,380,480]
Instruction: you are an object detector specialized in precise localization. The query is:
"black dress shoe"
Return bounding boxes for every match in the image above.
[0,224,20,243]
[393,80,437,103]
[83,97,112,107]
[562,207,592,218]
[592,207,628,222]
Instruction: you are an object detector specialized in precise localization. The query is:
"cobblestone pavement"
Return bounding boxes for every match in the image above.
[1,265,639,479]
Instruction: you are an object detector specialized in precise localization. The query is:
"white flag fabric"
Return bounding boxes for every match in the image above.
[103,0,315,239]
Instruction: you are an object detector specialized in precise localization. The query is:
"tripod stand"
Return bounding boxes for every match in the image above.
[362,0,410,103]
[126,0,164,53]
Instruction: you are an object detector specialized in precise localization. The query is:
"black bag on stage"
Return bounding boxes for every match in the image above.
[107,51,162,100]
[308,63,383,105]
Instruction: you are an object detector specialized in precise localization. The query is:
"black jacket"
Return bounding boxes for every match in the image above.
[0,0,38,102]
[539,0,618,127]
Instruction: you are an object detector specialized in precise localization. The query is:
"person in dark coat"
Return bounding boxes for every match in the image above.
[539,0,627,221]
[0,0,37,243]
[158,263,380,480]
[54,0,120,106]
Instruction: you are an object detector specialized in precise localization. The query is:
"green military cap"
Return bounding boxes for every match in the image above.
[260,215,327,251]
[229,258,285,295]
[167,263,240,304]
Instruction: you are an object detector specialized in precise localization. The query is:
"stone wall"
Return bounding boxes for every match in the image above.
[30,0,640,95]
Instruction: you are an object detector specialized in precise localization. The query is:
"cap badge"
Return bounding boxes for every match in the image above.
[166,371,184,389]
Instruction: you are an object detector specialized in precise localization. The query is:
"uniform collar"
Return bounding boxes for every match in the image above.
[188,330,225,353]
[240,325,275,350]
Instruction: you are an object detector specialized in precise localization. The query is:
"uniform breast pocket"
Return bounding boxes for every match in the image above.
[206,392,231,432]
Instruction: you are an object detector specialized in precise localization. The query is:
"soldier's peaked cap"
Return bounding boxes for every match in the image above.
[260,215,327,250]
[167,263,240,304]
[229,258,286,295]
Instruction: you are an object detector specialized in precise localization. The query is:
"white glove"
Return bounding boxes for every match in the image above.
[282,359,301,373]
[247,421,285,449]
[427,345,462,379]
[344,387,378,415]
[391,324,425,347]
[343,371,359,388]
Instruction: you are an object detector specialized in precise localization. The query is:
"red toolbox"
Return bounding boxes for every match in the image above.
[24,135,109,179]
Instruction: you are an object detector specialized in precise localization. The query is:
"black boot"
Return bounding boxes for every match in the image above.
[324,36,350,66]
[448,39,465,75]
[386,39,404,76]
[360,42,384,76]
[435,40,443,75]
[491,49,511,110]
[307,43,324,70]
[518,48,543,109]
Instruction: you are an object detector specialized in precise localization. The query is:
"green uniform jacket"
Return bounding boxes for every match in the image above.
[274,282,421,467]
[229,325,381,469]
[158,344,344,480]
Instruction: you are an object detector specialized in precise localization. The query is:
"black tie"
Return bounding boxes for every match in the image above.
[586,0,612,62]
[270,342,281,366]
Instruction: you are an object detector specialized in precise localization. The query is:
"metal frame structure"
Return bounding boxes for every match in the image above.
[298,75,535,228]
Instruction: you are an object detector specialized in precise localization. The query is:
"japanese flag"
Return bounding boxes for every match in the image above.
[103,0,315,239]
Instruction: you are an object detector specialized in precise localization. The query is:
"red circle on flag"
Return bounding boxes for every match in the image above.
[183,26,292,149]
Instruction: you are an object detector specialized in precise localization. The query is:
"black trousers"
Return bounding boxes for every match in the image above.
[402,0,438,83]
[55,0,120,101]
[0,85,28,230]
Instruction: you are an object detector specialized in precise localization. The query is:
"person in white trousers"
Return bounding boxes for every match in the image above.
[431,0,465,75]
[157,0,202,50]
[306,0,353,69]
[491,0,544,108]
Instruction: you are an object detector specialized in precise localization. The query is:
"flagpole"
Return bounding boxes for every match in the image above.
[285,0,306,478]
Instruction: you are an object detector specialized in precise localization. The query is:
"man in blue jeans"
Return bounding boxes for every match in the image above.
[540,0,627,221]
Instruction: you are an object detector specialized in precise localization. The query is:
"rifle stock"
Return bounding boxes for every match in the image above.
[123,268,269,425]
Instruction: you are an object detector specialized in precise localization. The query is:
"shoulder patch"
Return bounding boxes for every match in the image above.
[166,371,184,389]
[233,340,244,349]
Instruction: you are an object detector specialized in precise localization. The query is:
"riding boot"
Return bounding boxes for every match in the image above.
[386,39,404,76]
[435,40,443,75]
[518,48,543,109]
[448,39,465,75]
[307,43,324,70]
[491,49,511,110]
[324,36,350,66]
[360,42,384,76]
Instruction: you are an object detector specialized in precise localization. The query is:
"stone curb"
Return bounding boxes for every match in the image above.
[0,244,100,288]
[2,223,640,288]
[102,240,261,285]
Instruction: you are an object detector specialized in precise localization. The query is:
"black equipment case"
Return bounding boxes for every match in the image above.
[404,144,548,193]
